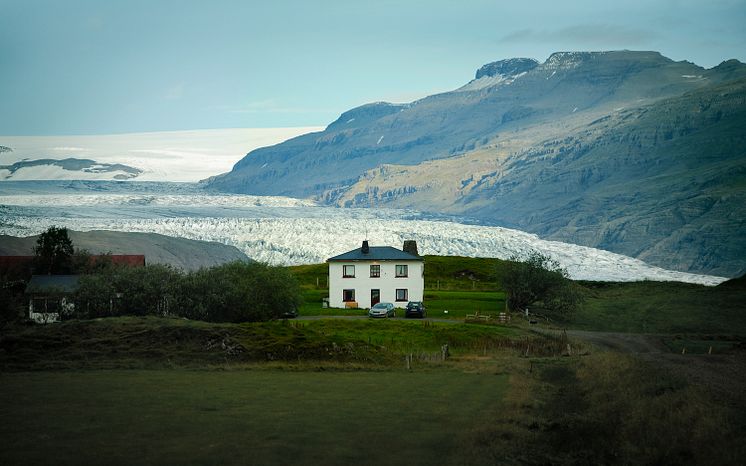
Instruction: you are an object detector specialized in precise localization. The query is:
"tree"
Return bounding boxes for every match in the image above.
[74,260,302,322]
[497,251,583,318]
[34,226,74,274]
[174,262,302,322]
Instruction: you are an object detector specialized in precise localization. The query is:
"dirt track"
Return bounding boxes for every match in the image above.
[540,328,746,412]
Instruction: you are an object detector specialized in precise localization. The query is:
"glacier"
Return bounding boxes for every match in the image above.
[0,184,727,285]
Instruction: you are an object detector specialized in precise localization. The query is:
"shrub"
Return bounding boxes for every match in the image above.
[497,251,583,317]
[74,261,302,323]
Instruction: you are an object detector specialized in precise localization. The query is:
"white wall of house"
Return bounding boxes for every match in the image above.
[328,260,424,309]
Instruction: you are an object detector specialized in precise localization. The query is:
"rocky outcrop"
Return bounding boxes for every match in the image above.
[475,58,538,78]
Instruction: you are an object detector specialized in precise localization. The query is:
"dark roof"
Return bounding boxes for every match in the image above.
[327,246,422,262]
[25,275,81,294]
[0,255,145,270]
[92,255,146,267]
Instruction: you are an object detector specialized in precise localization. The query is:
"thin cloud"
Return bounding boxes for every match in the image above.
[501,24,659,46]
[221,99,334,114]
[51,147,87,151]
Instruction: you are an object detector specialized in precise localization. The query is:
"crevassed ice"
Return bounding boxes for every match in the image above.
[1,212,727,286]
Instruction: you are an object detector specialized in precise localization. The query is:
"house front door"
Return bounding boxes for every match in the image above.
[371,289,380,306]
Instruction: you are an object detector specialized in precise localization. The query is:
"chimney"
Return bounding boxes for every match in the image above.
[402,240,419,256]
[362,240,370,254]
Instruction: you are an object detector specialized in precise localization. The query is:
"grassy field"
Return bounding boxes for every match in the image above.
[299,319,521,354]
[463,351,746,465]
[571,280,746,335]
[2,258,745,464]
[1,315,745,464]
[299,289,506,320]
[0,370,509,466]
[289,256,505,293]
[291,256,746,336]
[0,316,546,371]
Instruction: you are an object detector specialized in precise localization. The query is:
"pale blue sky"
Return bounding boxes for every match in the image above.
[2,0,745,135]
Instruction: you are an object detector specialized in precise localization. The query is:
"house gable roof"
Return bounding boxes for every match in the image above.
[26,275,81,294]
[327,246,422,262]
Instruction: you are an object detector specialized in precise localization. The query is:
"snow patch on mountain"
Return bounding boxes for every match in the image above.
[0,127,322,182]
[457,71,528,92]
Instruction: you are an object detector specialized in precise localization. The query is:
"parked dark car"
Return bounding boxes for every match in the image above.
[405,301,426,318]
[281,308,299,319]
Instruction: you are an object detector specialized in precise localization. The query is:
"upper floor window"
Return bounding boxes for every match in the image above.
[343,265,355,278]
[395,264,408,278]
[370,264,380,278]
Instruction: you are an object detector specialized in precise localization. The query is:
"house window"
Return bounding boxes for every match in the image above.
[370,265,380,278]
[395,264,408,277]
[343,265,355,278]
[343,289,356,302]
[396,289,408,302]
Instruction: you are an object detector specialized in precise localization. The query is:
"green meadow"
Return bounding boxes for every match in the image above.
[1,257,744,464]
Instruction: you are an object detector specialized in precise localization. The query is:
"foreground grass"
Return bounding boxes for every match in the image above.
[0,316,543,370]
[299,318,521,354]
[463,351,746,465]
[0,370,509,466]
[2,315,744,465]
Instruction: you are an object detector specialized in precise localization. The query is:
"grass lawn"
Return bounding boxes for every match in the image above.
[571,281,746,335]
[288,256,504,293]
[0,370,508,466]
[299,319,521,354]
[662,336,741,354]
[299,289,506,320]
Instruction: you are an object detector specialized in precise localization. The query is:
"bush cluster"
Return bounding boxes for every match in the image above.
[496,251,583,317]
[73,261,302,323]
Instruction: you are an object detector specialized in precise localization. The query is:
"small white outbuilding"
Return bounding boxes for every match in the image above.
[327,240,424,309]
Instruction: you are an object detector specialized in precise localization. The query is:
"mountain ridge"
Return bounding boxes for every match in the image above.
[206,50,746,277]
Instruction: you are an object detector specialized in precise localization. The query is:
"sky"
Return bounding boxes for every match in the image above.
[1,0,745,135]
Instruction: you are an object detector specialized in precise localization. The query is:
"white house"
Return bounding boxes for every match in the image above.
[327,240,424,309]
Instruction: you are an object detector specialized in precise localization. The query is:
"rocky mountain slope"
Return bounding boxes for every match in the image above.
[207,51,746,277]
[0,230,249,271]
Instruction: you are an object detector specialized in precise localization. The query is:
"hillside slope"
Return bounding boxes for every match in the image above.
[334,78,746,277]
[0,230,249,270]
[207,51,746,277]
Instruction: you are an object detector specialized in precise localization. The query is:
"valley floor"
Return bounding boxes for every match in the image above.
[1,316,744,465]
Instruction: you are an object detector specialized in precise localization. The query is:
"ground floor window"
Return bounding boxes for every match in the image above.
[395,289,408,302]
[343,289,356,302]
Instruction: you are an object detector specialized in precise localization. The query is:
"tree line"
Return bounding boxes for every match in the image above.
[74,261,302,322]
[1,226,302,324]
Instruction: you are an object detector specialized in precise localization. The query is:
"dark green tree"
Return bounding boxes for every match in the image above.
[74,260,302,322]
[497,251,583,318]
[175,262,302,322]
[33,226,74,274]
